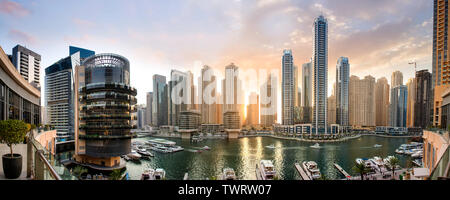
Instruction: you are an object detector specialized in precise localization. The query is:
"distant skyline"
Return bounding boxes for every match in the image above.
[0,0,433,106]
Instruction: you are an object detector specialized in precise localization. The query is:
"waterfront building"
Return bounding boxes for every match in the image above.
[246,92,259,126]
[152,74,168,127]
[390,85,408,128]
[391,70,403,88]
[200,124,224,134]
[216,93,223,124]
[222,63,244,126]
[260,73,277,127]
[422,129,449,178]
[146,92,153,126]
[415,70,432,128]
[375,77,390,126]
[294,65,299,107]
[302,61,312,123]
[11,45,41,90]
[200,65,217,124]
[327,94,336,124]
[312,15,328,134]
[179,110,201,139]
[432,0,450,127]
[136,105,146,129]
[168,70,189,127]
[224,111,241,138]
[0,46,40,124]
[349,75,376,127]
[407,78,417,127]
[336,57,349,126]
[282,49,295,125]
[74,53,137,170]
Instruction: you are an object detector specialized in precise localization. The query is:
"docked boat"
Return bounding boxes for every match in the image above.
[122,155,131,161]
[137,149,154,157]
[222,168,237,180]
[310,143,321,149]
[411,150,423,159]
[127,150,142,160]
[171,146,184,152]
[257,160,276,180]
[202,146,211,150]
[383,156,396,164]
[373,144,382,148]
[154,168,166,180]
[355,158,364,165]
[370,156,385,167]
[302,161,321,180]
[266,144,276,149]
[141,169,155,180]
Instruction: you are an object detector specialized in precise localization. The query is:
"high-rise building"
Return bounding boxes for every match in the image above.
[390,85,408,128]
[246,92,259,126]
[200,65,217,124]
[152,75,168,127]
[432,0,450,126]
[45,46,95,142]
[137,105,146,129]
[260,73,277,127]
[327,94,336,124]
[168,70,189,126]
[282,49,295,125]
[406,78,417,127]
[74,53,137,170]
[222,63,244,126]
[391,71,403,88]
[336,57,349,126]
[312,15,328,133]
[375,77,390,126]
[146,92,153,126]
[294,65,299,107]
[414,70,432,128]
[0,47,41,124]
[302,61,312,123]
[11,45,41,90]
[349,75,376,127]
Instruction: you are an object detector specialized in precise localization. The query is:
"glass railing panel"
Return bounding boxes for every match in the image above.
[430,146,450,180]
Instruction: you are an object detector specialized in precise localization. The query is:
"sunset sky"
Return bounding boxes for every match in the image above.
[0,0,433,109]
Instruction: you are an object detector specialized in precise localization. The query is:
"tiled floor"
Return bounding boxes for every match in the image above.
[0,144,29,180]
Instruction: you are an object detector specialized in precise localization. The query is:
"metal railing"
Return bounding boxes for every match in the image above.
[429,146,450,180]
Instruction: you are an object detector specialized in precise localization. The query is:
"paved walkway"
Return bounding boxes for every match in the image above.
[0,144,29,180]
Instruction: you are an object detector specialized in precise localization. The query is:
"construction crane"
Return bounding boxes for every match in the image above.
[409,61,417,73]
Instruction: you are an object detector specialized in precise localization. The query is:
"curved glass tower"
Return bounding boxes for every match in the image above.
[75,53,137,170]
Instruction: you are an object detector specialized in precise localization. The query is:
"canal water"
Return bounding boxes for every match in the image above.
[125,135,412,180]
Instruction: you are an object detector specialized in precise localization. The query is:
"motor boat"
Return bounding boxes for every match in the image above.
[302,161,321,180]
[411,150,423,159]
[141,169,155,180]
[154,168,166,180]
[266,144,276,149]
[222,168,237,180]
[258,160,276,180]
[310,143,321,149]
[373,144,382,148]
[202,146,211,150]
[137,149,154,157]
[355,158,364,165]
[127,150,142,160]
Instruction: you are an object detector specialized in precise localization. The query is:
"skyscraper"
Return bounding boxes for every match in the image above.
[200,65,217,124]
[294,65,299,107]
[168,70,189,126]
[222,63,244,126]
[261,73,277,127]
[11,45,41,90]
[432,0,450,126]
[327,94,336,124]
[391,71,403,88]
[406,78,417,127]
[152,74,168,127]
[74,53,137,170]
[349,75,376,127]
[302,61,312,123]
[336,57,349,126]
[375,77,390,126]
[246,92,259,126]
[282,49,295,125]
[390,85,408,128]
[146,92,153,126]
[414,70,432,128]
[137,105,146,129]
[312,15,328,133]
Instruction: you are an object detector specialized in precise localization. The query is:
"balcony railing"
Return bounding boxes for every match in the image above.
[429,146,450,180]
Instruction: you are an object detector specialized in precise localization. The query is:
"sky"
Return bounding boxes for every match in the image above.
[0,0,433,110]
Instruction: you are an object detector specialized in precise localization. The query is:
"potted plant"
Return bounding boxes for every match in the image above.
[0,120,28,179]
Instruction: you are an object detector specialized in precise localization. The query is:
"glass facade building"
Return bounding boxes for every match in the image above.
[336,57,349,126]
[282,49,295,125]
[390,85,408,128]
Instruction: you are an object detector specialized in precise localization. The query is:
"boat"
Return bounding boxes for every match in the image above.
[373,144,382,148]
[258,160,276,180]
[302,161,321,180]
[122,155,131,161]
[412,159,423,167]
[371,156,384,167]
[411,150,423,159]
[383,156,396,165]
[266,144,276,149]
[355,158,364,165]
[137,149,154,157]
[171,146,184,152]
[146,138,177,147]
[202,146,211,150]
[154,168,166,180]
[395,149,404,154]
[127,150,142,160]
[310,143,321,149]
[141,169,155,180]
[222,168,237,180]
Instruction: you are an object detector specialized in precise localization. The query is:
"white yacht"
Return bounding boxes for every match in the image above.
[141,169,155,180]
[370,156,384,167]
[310,143,321,149]
[222,168,237,180]
[202,146,211,151]
[258,160,276,180]
[411,150,423,159]
[302,161,321,180]
[154,168,166,180]
[373,144,382,148]
[127,150,142,160]
[266,144,276,149]
[137,149,154,157]
[355,158,364,165]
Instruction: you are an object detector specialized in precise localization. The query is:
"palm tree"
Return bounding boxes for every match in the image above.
[109,169,124,180]
[352,161,370,180]
[385,156,400,180]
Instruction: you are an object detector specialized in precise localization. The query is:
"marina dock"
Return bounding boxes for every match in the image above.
[294,163,311,180]
[334,163,351,179]
[255,164,263,180]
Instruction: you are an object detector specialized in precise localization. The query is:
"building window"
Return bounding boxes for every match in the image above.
[8,90,20,120]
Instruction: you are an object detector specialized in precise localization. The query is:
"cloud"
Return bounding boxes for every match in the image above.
[8,29,37,44]
[0,0,30,17]
[73,18,96,29]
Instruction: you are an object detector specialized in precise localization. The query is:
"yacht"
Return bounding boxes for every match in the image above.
[310,143,321,149]
[411,150,423,159]
[127,150,142,160]
[383,156,396,164]
[370,156,385,167]
[373,144,382,148]
[202,146,211,151]
[302,161,321,180]
[222,168,237,180]
[266,144,276,149]
[355,158,364,165]
[258,160,276,180]
[141,169,155,180]
[154,168,166,180]
[171,146,184,152]
[137,149,154,157]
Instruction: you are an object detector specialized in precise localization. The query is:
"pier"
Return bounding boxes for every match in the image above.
[333,163,351,179]
[255,164,263,180]
[294,163,311,180]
